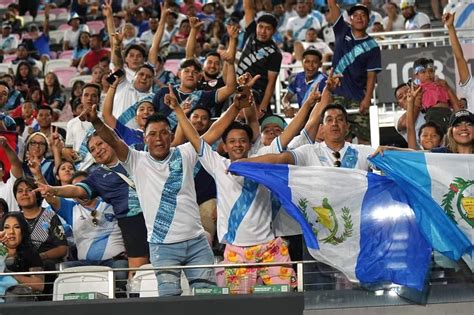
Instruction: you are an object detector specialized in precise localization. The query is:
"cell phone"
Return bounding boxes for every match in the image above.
[106,68,125,85]
[236,85,251,108]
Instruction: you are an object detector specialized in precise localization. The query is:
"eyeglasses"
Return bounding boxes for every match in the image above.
[91,210,99,226]
[332,151,341,167]
[29,141,47,147]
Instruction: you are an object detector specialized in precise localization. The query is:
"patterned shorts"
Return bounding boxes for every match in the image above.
[215,237,297,292]
[332,96,371,142]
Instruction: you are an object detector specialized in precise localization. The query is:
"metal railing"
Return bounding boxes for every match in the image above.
[0,259,472,302]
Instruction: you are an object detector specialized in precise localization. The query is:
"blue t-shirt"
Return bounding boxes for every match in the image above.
[76,163,141,219]
[33,34,50,57]
[287,71,327,107]
[331,15,381,101]
[152,85,218,127]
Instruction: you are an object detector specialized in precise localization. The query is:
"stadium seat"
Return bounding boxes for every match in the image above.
[164,59,181,74]
[281,51,293,65]
[35,14,56,23]
[0,64,11,75]
[49,30,65,45]
[2,54,16,63]
[58,50,74,60]
[87,21,105,35]
[69,75,92,86]
[0,0,15,9]
[55,12,70,23]
[53,266,115,301]
[51,8,68,16]
[54,67,79,88]
[44,59,72,74]
[58,23,72,31]
[22,15,34,24]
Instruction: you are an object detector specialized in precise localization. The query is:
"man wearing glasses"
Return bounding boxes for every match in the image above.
[241,104,374,171]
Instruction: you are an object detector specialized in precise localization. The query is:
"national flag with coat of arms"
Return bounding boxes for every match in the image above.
[370,151,474,272]
[228,161,471,291]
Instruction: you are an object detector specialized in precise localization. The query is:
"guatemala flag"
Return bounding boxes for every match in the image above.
[228,162,471,291]
[370,151,474,271]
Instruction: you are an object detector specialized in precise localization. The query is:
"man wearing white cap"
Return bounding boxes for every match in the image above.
[0,22,18,56]
[63,12,90,51]
[400,0,431,39]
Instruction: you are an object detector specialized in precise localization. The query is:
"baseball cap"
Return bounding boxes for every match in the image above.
[180,58,202,72]
[260,115,287,132]
[400,0,416,10]
[348,4,370,16]
[449,109,473,127]
[2,22,12,29]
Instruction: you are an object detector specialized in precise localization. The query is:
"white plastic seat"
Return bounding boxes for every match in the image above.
[54,67,79,88]
[53,266,115,301]
[0,64,11,74]
[69,75,92,87]
[44,59,71,74]
[58,50,74,60]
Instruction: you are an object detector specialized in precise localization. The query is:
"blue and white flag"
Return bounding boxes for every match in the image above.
[370,151,474,271]
[228,162,470,290]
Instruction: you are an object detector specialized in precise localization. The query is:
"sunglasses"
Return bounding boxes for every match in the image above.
[332,151,341,167]
[91,210,99,226]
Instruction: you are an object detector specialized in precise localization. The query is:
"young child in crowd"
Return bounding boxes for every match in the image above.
[413,57,460,132]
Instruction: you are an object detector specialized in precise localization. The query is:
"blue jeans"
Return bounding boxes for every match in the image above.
[149,234,216,296]
[61,259,129,291]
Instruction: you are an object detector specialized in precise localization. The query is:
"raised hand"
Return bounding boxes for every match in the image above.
[34,182,56,197]
[325,68,342,91]
[189,17,204,30]
[226,24,240,39]
[164,84,179,110]
[78,103,100,123]
[102,0,113,17]
[111,31,124,47]
[406,83,422,105]
[237,72,261,88]
[306,82,321,107]
[27,155,42,178]
[443,12,455,28]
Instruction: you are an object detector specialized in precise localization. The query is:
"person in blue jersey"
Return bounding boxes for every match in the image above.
[326,1,381,144]
[72,85,251,296]
[282,48,327,117]
[34,132,150,277]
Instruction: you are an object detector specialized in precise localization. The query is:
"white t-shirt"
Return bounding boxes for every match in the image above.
[0,34,18,51]
[140,29,155,48]
[0,174,19,212]
[382,14,406,32]
[198,140,274,246]
[123,143,204,244]
[65,117,92,150]
[290,142,375,171]
[301,40,333,56]
[395,112,426,145]
[405,12,431,39]
[460,75,473,111]
[67,198,125,260]
[63,25,90,49]
[286,15,321,41]
[112,78,152,128]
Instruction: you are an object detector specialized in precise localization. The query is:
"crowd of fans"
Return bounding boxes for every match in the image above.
[0,0,472,301]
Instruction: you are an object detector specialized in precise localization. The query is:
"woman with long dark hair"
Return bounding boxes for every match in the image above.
[0,212,44,293]
[72,31,91,67]
[14,61,40,98]
[43,72,66,110]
